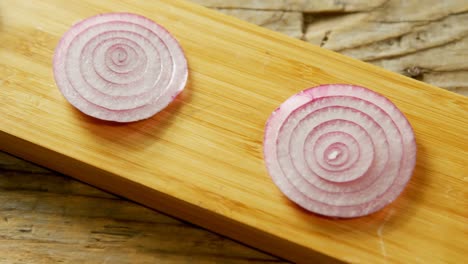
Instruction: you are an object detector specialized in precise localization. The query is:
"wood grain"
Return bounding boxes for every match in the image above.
[0,0,467,263]
[0,153,282,264]
[196,0,468,95]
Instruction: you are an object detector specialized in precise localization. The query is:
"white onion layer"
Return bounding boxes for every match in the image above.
[53,13,188,122]
[263,84,416,218]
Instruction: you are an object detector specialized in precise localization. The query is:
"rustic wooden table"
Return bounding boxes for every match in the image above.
[1,0,466,263]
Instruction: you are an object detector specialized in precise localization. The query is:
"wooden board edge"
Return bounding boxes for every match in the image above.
[171,0,467,101]
[0,130,343,264]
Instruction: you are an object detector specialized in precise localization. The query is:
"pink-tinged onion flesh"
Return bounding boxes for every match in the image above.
[53,13,188,122]
[263,84,417,218]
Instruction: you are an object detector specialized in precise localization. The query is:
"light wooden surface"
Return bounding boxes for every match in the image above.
[0,0,467,263]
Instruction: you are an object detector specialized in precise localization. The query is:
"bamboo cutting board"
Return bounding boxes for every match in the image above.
[1,0,467,263]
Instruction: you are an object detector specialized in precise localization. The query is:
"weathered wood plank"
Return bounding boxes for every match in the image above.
[0,158,285,263]
[303,1,468,95]
[199,0,468,95]
[192,0,387,12]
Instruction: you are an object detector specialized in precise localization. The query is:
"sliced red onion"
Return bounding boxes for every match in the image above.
[53,13,188,122]
[263,84,417,218]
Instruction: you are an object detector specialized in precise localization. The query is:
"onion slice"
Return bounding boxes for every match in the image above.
[263,84,416,218]
[53,13,188,122]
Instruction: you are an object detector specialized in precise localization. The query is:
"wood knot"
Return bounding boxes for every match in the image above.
[405,66,423,78]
